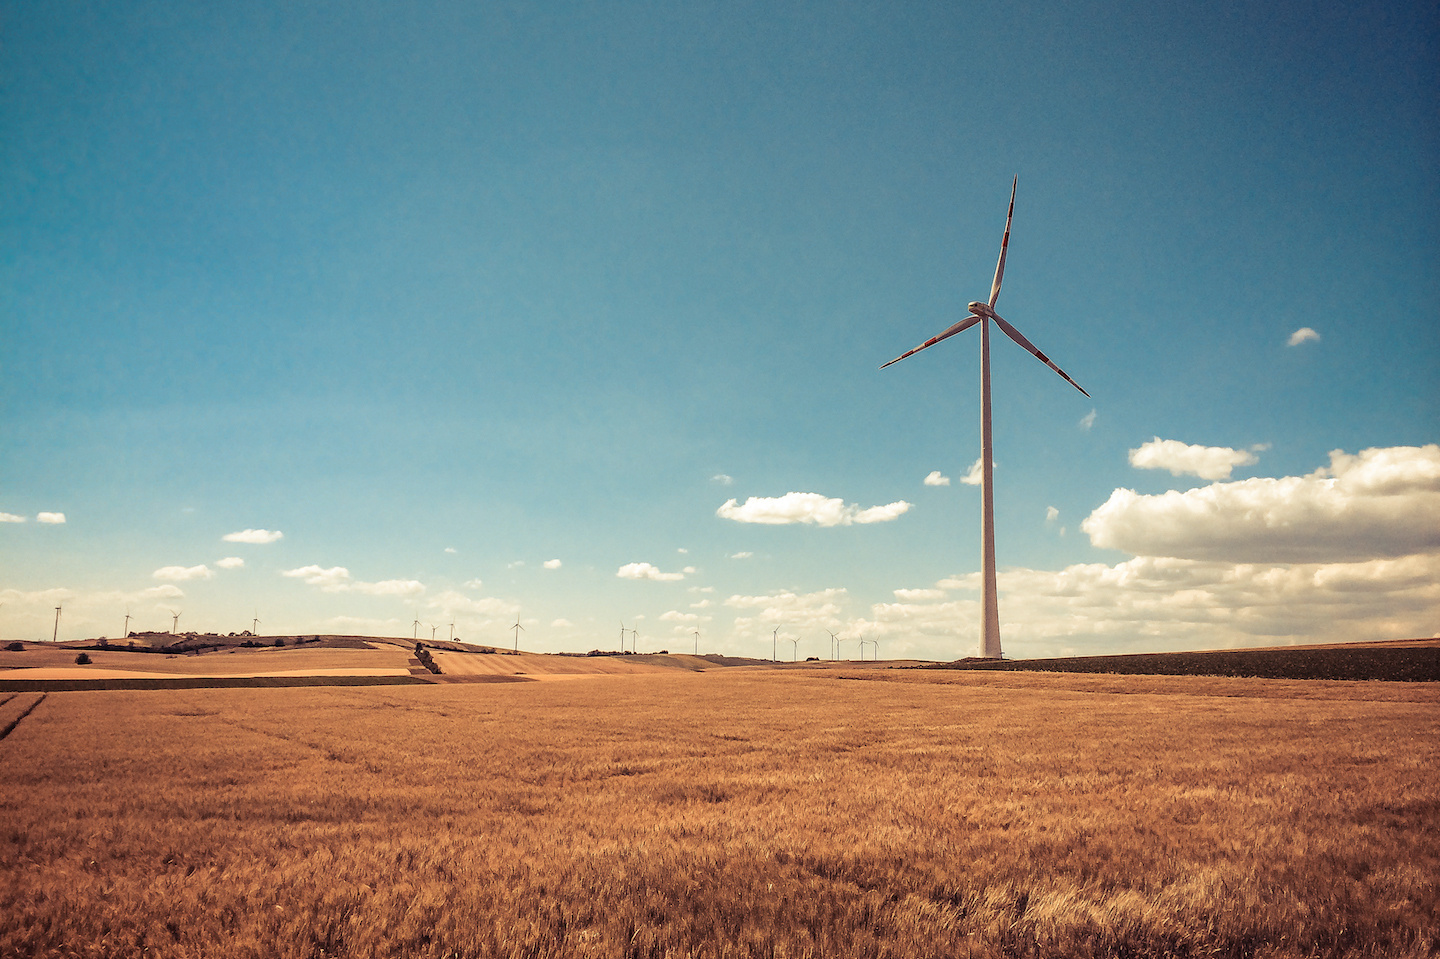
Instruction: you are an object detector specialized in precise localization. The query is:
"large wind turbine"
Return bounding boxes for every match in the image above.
[882,177,1088,659]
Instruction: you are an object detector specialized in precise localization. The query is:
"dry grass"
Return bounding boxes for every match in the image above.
[1,669,1436,958]
[0,645,414,677]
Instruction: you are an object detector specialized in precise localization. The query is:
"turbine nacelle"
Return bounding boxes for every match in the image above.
[967,301,997,320]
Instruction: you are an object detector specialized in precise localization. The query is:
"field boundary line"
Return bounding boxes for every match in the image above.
[0,693,46,742]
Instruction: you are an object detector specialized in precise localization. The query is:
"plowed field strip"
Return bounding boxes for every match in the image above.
[0,693,46,742]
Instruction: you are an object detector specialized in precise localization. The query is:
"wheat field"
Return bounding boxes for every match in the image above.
[1,668,1436,957]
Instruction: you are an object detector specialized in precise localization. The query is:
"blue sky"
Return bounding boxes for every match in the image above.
[3,0,1437,658]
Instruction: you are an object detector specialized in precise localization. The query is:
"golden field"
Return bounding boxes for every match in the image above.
[1,666,1436,958]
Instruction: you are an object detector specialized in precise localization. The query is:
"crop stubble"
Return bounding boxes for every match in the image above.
[1,669,1436,958]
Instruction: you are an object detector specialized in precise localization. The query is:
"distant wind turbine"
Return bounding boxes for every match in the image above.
[53,605,62,643]
[881,177,1088,659]
[123,609,131,640]
[826,629,838,661]
[789,636,799,662]
[692,628,700,655]
[448,619,455,643]
[512,620,525,651]
[430,624,438,642]
[170,610,180,634]
[252,611,260,635]
[619,621,627,652]
[772,626,780,662]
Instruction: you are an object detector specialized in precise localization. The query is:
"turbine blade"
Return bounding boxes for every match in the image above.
[879,314,982,369]
[988,176,1017,308]
[991,313,1090,398]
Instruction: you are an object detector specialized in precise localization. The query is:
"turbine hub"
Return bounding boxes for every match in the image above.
[968,301,996,319]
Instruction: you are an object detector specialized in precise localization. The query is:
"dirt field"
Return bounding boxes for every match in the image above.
[1,668,1436,958]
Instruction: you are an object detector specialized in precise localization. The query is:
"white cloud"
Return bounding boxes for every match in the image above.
[551,618,574,628]
[617,562,685,582]
[1084,445,1440,563]
[153,564,214,582]
[37,512,66,524]
[1,512,25,523]
[1128,437,1258,480]
[283,565,352,590]
[691,599,713,609]
[712,474,734,485]
[730,551,753,560]
[350,579,425,597]
[464,578,484,589]
[215,557,245,569]
[924,471,950,487]
[725,588,850,637]
[223,528,283,544]
[716,492,911,526]
[543,559,562,570]
[682,565,696,574]
[427,590,519,620]
[507,560,525,569]
[660,610,701,623]
[444,547,457,554]
[960,458,985,486]
[894,588,946,601]
[280,565,425,597]
[1288,327,1320,346]
[1046,506,1060,523]
[1079,408,1097,431]
[678,547,689,554]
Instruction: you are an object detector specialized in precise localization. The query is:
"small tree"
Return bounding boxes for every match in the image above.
[274,637,286,647]
[75,652,91,665]
[6,642,24,652]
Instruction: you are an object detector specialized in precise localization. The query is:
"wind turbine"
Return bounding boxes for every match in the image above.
[512,620,525,651]
[881,177,1088,659]
[123,609,131,640]
[53,605,62,643]
[430,624,438,642]
[170,610,180,634]
[412,615,421,641]
[826,629,838,661]
[448,619,456,643]
[789,636,799,662]
[692,628,700,655]
[252,611,260,636]
[619,621,627,652]
[630,627,639,652]
[772,626,780,662]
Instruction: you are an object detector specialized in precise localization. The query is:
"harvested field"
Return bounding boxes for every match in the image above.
[1,668,1436,958]
[936,637,1440,682]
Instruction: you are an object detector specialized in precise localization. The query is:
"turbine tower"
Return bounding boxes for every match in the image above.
[692,628,700,655]
[170,610,180,634]
[123,610,131,640]
[511,620,525,651]
[882,178,1088,659]
[53,605,62,643]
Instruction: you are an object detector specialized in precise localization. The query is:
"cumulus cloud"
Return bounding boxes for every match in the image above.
[730,551,753,560]
[1046,506,1060,523]
[691,599,713,609]
[894,587,946,601]
[464,578,484,589]
[427,590,519,619]
[153,564,214,582]
[543,559,562,570]
[1079,409,1097,431]
[617,562,685,581]
[1,512,25,523]
[37,512,66,524]
[712,474,734,485]
[1128,437,1259,480]
[924,471,950,487]
[725,588,849,637]
[551,618,573,628]
[960,458,985,486]
[1288,327,1320,346]
[660,610,701,623]
[215,557,245,570]
[223,528,283,544]
[444,547,457,554]
[716,492,911,526]
[282,565,424,597]
[1084,445,1440,563]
